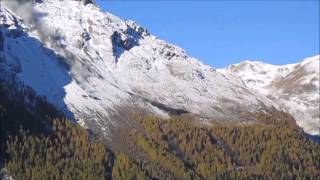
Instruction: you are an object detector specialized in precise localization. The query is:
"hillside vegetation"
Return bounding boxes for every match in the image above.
[112,114,319,179]
[0,79,111,179]
[0,79,319,179]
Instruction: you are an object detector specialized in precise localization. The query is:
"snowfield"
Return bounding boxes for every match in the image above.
[0,0,318,136]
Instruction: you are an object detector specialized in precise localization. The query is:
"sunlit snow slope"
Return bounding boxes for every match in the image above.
[219,56,320,135]
[1,0,316,136]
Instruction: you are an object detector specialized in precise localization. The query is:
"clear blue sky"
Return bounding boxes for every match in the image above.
[96,0,319,68]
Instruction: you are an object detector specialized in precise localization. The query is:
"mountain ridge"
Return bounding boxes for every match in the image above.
[0,0,318,137]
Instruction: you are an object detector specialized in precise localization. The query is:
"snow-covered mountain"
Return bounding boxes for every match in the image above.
[219,55,320,135]
[0,0,317,137]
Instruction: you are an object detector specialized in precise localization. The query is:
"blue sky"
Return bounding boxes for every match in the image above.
[96,0,319,68]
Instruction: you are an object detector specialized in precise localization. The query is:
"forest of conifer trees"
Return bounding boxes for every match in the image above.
[0,78,319,179]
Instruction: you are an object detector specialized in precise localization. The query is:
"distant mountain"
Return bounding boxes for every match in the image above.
[218,55,320,135]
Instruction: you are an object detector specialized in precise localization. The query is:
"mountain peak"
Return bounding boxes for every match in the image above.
[0,0,276,137]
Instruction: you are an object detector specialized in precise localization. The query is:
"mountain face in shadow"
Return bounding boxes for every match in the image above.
[0,18,74,120]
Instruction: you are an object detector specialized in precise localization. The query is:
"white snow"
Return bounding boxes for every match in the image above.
[0,0,318,136]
